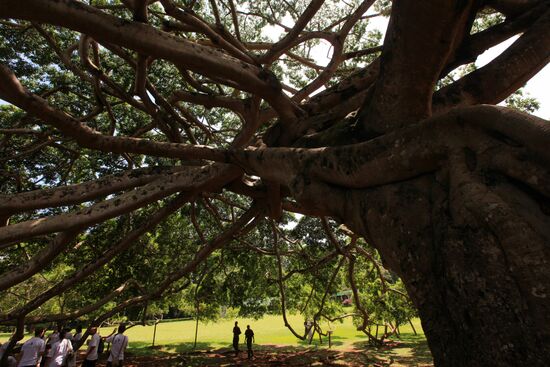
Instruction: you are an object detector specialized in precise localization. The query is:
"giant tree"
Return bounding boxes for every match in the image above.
[0,0,549,366]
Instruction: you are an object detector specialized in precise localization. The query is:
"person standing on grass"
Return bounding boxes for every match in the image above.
[43,327,60,366]
[105,324,128,367]
[232,321,241,356]
[72,326,82,347]
[244,325,255,360]
[67,326,81,367]
[63,328,73,344]
[17,327,46,367]
[40,344,51,367]
[48,331,73,367]
[82,327,100,367]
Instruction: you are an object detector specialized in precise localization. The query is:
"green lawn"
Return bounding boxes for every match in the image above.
[2,316,432,366]
[100,315,424,352]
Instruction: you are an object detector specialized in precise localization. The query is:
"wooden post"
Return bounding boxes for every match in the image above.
[193,303,199,350]
[152,321,158,347]
[193,315,199,349]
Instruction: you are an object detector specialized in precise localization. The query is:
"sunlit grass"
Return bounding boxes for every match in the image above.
[96,314,423,352]
[1,315,430,366]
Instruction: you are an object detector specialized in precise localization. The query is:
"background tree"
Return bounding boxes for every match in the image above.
[0,1,549,366]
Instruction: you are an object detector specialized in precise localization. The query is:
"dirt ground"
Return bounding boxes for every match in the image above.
[85,341,433,367]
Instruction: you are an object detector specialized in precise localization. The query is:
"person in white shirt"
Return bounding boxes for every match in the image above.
[17,327,46,367]
[63,329,73,344]
[67,326,82,367]
[71,326,82,346]
[82,328,100,367]
[46,330,59,349]
[44,328,60,364]
[105,325,128,367]
[47,331,72,367]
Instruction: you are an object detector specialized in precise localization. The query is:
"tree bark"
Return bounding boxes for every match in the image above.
[354,174,549,366]
[303,109,550,365]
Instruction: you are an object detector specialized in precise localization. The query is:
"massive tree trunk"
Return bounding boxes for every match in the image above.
[309,110,550,366]
[360,176,549,366]
[346,2,550,363]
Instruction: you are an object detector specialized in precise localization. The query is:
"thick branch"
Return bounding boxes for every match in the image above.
[293,0,376,102]
[486,0,541,17]
[0,193,190,323]
[0,0,299,122]
[443,4,545,75]
[0,230,81,291]
[434,5,550,112]
[259,0,325,64]
[0,166,186,214]
[161,0,256,64]
[232,106,550,193]
[0,65,227,161]
[362,0,477,134]
[0,164,240,246]
[9,281,136,325]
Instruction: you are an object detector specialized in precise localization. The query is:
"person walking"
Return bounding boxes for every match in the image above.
[232,321,241,356]
[105,325,128,367]
[17,327,46,367]
[48,331,73,367]
[244,325,255,360]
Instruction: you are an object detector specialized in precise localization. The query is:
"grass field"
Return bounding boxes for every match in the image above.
[1,315,433,366]
[102,315,421,351]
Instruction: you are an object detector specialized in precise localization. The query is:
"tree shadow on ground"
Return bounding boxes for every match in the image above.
[93,344,347,366]
[128,341,215,355]
[350,334,433,367]
[177,344,346,366]
[296,335,345,347]
[88,335,432,366]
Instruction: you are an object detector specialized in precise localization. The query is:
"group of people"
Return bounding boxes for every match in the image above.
[232,321,255,359]
[4,320,257,365]
[81,324,128,367]
[0,324,128,367]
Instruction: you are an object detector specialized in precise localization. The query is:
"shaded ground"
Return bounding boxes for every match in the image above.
[85,335,432,366]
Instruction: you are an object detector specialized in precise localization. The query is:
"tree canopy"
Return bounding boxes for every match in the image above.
[0,1,549,366]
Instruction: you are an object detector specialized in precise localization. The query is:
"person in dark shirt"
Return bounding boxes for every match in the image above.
[232,321,241,356]
[244,325,255,359]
